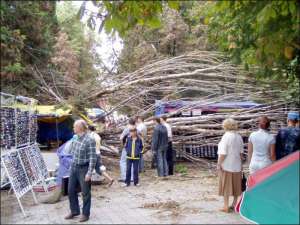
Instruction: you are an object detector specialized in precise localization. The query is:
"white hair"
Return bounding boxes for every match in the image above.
[74,119,88,131]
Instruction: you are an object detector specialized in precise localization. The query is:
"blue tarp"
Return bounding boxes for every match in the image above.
[155,100,262,116]
[37,117,74,145]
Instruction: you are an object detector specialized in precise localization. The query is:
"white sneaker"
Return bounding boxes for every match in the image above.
[135,183,140,187]
[121,183,129,187]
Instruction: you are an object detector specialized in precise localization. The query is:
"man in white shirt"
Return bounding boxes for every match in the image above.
[136,116,147,173]
[161,115,174,175]
[119,118,136,182]
[89,125,114,187]
[248,116,276,174]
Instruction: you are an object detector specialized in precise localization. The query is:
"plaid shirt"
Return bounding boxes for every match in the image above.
[71,132,97,176]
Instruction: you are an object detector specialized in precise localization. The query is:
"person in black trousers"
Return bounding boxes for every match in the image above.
[161,115,175,175]
[123,128,143,186]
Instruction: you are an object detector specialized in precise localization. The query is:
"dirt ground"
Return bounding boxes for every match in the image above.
[1,157,250,224]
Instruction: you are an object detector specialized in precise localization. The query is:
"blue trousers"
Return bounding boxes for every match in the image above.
[120,149,133,181]
[126,159,139,185]
[68,164,91,217]
[139,154,145,173]
[157,149,168,177]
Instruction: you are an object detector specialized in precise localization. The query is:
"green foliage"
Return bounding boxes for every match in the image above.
[3,63,24,74]
[203,1,299,103]
[175,164,188,175]
[55,2,101,81]
[0,1,58,96]
[79,1,180,36]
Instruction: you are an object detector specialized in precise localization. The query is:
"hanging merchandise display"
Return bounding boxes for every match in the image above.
[0,92,48,216]
[2,151,31,197]
[0,107,16,149]
[16,109,30,147]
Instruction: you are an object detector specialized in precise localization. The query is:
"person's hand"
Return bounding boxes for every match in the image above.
[217,164,223,171]
[85,174,91,182]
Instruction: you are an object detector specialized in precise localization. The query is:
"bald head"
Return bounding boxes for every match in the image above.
[73,119,88,134]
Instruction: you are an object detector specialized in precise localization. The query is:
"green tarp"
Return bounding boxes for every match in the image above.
[240,160,299,224]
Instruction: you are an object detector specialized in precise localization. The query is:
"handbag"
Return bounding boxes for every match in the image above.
[241,172,247,192]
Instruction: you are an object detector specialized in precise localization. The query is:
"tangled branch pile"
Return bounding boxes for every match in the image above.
[96,51,298,165]
[31,50,298,165]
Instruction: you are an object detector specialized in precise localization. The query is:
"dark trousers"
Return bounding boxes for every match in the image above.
[95,154,102,175]
[166,142,174,175]
[68,164,91,217]
[126,159,139,185]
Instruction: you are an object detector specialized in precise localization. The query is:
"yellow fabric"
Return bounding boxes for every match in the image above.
[131,139,136,159]
[126,156,140,160]
[36,105,72,117]
[37,116,69,123]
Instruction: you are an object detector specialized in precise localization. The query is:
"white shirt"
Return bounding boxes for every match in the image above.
[162,122,172,141]
[249,129,275,161]
[218,131,244,172]
[249,129,275,174]
[90,131,101,154]
[137,122,147,140]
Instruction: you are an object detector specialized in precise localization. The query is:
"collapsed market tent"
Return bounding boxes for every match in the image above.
[36,105,105,147]
[236,151,299,224]
[36,105,74,147]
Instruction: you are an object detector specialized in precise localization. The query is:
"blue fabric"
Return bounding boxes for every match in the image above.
[119,149,134,181]
[37,118,73,144]
[139,154,145,173]
[125,137,143,159]
[68,164,91,217]
[157,149,168,177]
[126,159,139,186]
[154,100,262,116]
[288,111,299,120]
[56,141,73,185]
[276,127,300,160]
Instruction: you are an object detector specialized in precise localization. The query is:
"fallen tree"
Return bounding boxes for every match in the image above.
[30,51,299,163]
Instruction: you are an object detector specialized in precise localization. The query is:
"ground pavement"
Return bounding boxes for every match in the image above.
[1,161,250,224]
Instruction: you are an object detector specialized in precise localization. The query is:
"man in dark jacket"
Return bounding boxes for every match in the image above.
[152,117,169,177]
[275,111,300,160]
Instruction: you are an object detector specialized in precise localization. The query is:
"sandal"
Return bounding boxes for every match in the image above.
[229,206,235,211]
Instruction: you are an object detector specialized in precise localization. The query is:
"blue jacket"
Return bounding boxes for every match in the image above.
[151,124,168,152]
[275,127,300,160]
[125,136,143,160]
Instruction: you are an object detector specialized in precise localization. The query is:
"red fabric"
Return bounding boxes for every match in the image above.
[247,151,299,189]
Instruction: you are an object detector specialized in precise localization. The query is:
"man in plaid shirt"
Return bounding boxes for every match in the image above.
[65,120,96,222]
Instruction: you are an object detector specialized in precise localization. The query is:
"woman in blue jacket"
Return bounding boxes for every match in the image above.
[124,128,143,186]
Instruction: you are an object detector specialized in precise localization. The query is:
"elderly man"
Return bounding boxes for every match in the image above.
[275,111,300,160]
[65,120,96,222]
